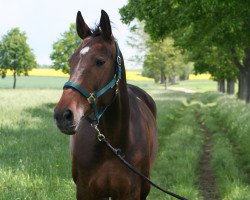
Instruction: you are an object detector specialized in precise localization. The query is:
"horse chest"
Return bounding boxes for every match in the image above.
[76,158,132,196]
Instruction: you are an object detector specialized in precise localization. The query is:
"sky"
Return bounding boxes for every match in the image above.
[0,0,136,67]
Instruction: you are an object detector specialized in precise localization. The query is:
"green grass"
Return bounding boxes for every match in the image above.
[0,76,217,92]
[0,89,75,199]
[171,80,218,92]
[1,76,250,199]
[0,76,68,89]
[148,92,203,200]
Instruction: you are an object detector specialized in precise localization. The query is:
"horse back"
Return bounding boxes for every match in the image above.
[127,84,157,118]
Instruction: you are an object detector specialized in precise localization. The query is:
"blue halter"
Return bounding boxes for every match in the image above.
[63,40,122,124]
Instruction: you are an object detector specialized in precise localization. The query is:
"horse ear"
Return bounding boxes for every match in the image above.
[100,10,112,40]
[76,11,91,40]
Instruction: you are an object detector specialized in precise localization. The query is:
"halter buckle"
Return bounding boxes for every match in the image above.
[87,93,96,104]
[117,56,121,66]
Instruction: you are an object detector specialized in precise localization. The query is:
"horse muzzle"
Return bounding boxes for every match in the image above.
[54,87,92,135]
[54,107,78,135]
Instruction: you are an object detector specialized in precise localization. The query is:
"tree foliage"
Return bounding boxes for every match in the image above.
[120,0,250,102]
[120,0,250,49]
[0,28,37,88]
[50,24,81,74]
[126,21,191,83]
[143,38,188,83]
[191,46,238,81]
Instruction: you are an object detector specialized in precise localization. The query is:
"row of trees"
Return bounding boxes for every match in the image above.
[127,22,192,86]
[0,28,36,88]
[120,0,250,102]
[143,38,190,84]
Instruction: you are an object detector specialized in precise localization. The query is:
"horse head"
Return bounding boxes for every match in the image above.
[54,10,121,135]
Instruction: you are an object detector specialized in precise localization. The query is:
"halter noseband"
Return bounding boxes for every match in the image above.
[63,40,122,124]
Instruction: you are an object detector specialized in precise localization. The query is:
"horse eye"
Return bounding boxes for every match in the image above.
[96,59,105,66]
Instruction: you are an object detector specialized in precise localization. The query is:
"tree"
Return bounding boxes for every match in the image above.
[126,21,190,84]
[191,46,238,94]
[143,38,188,85]
[0,28,37,89]
[120,0,250,102]
[50,23,81,74]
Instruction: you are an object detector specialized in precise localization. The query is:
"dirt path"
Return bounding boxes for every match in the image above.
[196,113,220,200]
[166,86,195,93]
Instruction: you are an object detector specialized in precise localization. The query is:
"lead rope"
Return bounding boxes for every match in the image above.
[91,124,188,200]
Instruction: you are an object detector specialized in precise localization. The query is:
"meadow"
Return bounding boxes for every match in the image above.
[0,73,250,199]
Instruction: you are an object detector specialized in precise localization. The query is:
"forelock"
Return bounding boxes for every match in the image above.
[91,25,102,37]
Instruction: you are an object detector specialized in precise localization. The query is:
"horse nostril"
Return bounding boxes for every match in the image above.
[63,109,73,123]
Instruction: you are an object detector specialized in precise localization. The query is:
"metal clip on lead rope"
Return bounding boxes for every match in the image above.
[91,124,105,141]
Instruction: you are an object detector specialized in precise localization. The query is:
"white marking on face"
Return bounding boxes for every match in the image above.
[80,46,90,55]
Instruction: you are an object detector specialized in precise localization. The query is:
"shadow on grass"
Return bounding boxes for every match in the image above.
[0,102,72,180]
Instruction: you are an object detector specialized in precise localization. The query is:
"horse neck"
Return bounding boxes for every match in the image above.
[101,59,130,146]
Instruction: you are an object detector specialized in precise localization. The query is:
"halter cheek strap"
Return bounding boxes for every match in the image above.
[63,40,122,124]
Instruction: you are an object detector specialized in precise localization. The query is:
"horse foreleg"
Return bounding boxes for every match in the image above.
[140,181,151,200]
[76,181,94,200]
[111,186,141,200]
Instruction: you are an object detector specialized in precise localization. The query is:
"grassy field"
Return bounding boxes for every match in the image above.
[0,76,68,89]
[0,75,250,199]
[170,80,217,92]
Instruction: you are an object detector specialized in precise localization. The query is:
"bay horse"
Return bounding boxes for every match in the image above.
[54,10,158,200]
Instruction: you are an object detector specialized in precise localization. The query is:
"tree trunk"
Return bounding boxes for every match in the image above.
[247,72,250,103]
[238,69,248,100]
[226,80,235,95]
[13,71,16,89]
[217,80,225,93]
[164,79,167,90]
[160,70,166,84]
[232,47,250,103]
[244,48,250,103]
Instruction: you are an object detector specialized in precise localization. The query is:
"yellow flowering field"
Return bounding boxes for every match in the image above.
[6,68,69,77]
[126,71,153,81]
[6,68,153,81]
[189,73,211,80]
[6,68,210,81]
